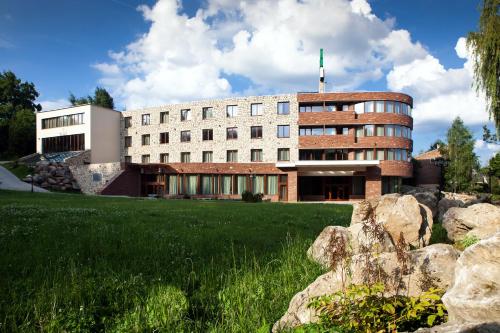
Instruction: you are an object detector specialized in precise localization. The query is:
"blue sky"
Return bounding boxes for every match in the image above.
[0,0,498,163]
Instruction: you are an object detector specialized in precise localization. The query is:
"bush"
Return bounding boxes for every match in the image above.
[241,191,263,203]
[458,234,479,250]
[310,284,447,332]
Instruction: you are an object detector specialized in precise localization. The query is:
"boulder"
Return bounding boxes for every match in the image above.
[375,194,433,248]
[442,233,500,324]
[351,199,377,225]
[400,186,439,217]
[72,182,81,190]
[274,244,460,332]
[47,177,57,185]
[437,192,483,220]
[307,224,395,268]
[414,321,500,333]
[442,203,500,242]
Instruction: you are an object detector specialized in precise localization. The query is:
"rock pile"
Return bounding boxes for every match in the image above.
[443,203,500,242]
[24,161,80,191]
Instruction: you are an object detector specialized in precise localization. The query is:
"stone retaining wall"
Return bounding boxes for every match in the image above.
[69,162,122,194]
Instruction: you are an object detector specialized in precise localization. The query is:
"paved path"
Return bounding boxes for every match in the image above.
[0,165,48,193]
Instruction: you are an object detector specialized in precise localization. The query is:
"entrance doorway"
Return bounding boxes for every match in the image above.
[299,176,365,201]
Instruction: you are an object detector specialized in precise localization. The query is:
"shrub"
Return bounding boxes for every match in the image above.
[241,191,263,203]
[310,284,447,332]
[458,234,480,250]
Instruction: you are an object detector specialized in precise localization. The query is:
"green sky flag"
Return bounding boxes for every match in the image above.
[320,48,324,67]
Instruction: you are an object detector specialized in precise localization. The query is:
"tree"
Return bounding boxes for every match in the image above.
[429,139,446,151]
[8,109,36,157]
[69,87,114,109]
[467,0,500,135]
[0,70,41,157]
[442,117,480,192]
[482,124,498,143]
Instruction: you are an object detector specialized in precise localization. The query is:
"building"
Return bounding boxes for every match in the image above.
[35,53,413,201]
[36,104,121,163]
[414,149,443,190]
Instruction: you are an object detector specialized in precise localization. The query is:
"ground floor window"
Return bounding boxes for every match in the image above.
[267,175,278,195]
[382,176,401,194]
[352,176,365,196]
[252,175,265,193]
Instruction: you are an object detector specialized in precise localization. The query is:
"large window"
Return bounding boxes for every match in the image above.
[226,105,238,118]
[375,101,384,113]
[251,149,263,162]
[299,104,323,112]
[202,107,213,119]
[180,130,191,142]
[278,148,290,161]
[160,132,169,144]
[252,175,264,194]
[267,176,278,195]
[141,134,150,146]
[277,102,290,115]
[142,114,150,125]
[202,129,213,141]
[141,154,150,164]
[41,134,85,153]
[124,156,132,163]
[382,176,401,194]
[277,125,290,138]
[251,126,263,139]
[376,125,385,136]
[181,109,191,121]
[365,125,375,136]
[203,151,213,163]
[227,127,238,140]
[364,101,374,113]
[42,113,84,129]
[181,152,190,163]
[227,150,238,162]
[124,116,132,128]
[124,136,132,148]
[251,103,263,116]
[160,111,169,124]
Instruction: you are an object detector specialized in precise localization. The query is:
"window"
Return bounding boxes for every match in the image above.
[364,101,374,113]
[124,156,132,163]
[366,149,374,160]
[387,149,395,160]
[312,127,323,136]
[141,134,150,146]
[326,103,336,111]
[160,132,169,144]
[342,128,349,135]
[141,154,150,164]
[395,126,402,137]
[180,130,191,142]
[385,125,394,136]
[124,116,132,128]
[41,134,85,153]
[356,127,364,137]
[299,105,323,112]
[181,152,191,163]
[124,136,132,148]
[342,104,349,111]
[278,148,290,161]
[251,149,263,162]
[202,151,213,163]
[394,102,401,114]
[202,129,213,141]
[364,125,374,136]
[355,150,364,160]
[251,103,263,116]
[142,114,150,125]
[202,107,213,119]
[226,105,238,117]
[227,127,238,140]
[181,109,191,121]
[42,113,84,129]
[376,149,385,160]
[376,126,385,136]
[277,125,290,138]
[375,101,384,113]
[160,111,169,124]
[325,126,336,135]
[227,150,238,162]
[386,101,394,113]
[277,102,290,115]
[160,153,169,163]
[251,126,263,139]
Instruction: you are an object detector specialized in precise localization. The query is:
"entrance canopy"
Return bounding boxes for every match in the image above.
[276,160,379,175]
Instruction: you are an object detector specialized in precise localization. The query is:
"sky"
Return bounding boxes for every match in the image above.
[0,0,498,164]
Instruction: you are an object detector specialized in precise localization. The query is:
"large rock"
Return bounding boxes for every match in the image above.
[401,185,439,217]
[414,321,500,333]
[437,192,484,220]
[307,224,394,268]
[351,194,433,248]
[442,203,500,242]
[274,244,460,332]
[442,233,500,324]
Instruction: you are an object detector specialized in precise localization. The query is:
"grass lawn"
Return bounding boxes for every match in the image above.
[0,190,352,332]
[2,162,33,180]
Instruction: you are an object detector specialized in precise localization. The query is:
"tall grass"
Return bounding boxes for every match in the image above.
[0,191,351,332]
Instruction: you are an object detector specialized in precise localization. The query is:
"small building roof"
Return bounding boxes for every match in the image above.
[415,149,442,160]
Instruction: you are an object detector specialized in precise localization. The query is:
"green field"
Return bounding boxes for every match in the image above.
[0,190,352,332]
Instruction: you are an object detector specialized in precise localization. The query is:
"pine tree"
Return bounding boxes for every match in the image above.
[443,117,479,192]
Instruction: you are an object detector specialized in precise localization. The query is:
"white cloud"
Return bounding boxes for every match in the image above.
[38,99,71,111]
[95,0,431,108]
[474,139,500,165]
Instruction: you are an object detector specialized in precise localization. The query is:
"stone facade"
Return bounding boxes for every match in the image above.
[121,94,298,164]
[69,162,122,194]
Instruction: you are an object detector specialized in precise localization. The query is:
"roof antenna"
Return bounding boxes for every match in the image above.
[319,48,325,93]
